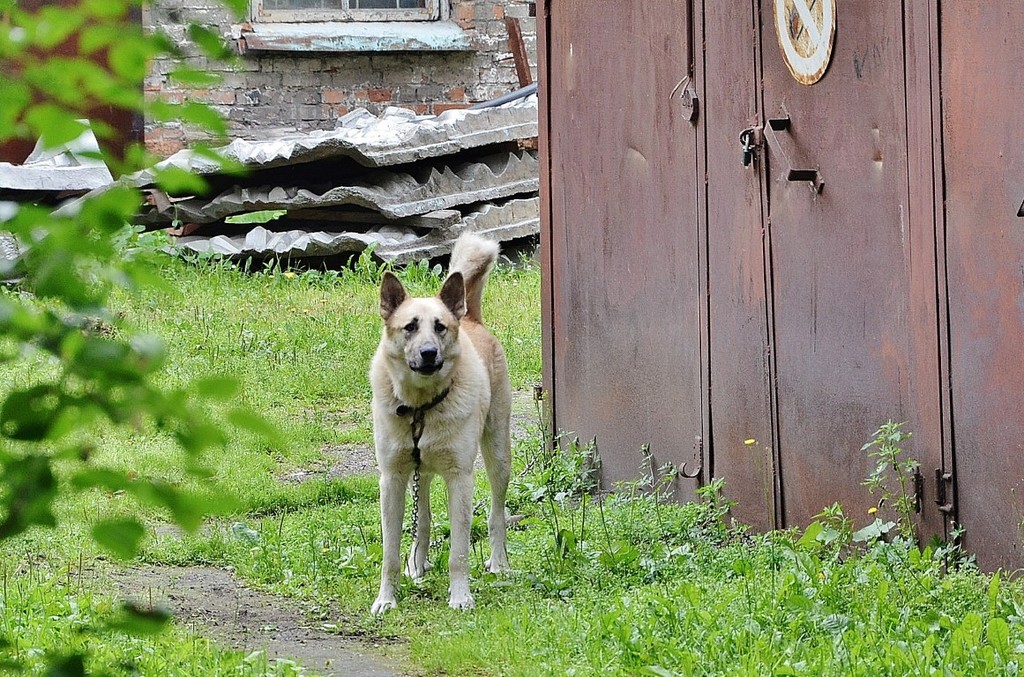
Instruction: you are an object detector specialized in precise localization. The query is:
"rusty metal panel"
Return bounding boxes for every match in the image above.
[543,1,704,492]
[759,2,937,526]
[701,2,778,529]
[940,5,1024,570]
[901,0,949,546]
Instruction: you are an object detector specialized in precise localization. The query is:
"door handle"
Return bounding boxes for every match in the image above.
[763,116,824,194]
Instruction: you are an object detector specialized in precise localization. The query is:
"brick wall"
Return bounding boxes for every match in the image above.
[143,0,536,156]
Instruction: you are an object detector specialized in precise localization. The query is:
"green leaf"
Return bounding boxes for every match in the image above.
[193,375,241,401]
[71,467,133,492]
[1,385,63,441]
[44,654,85,677]
[987,617,1010,662]
[225,210,287,225]
[128,480,205,532]
[0,77,32,134]
[78,186,143,234]
[128,334,169,374]
[69,336,132,377]
[227,408,283,447]
[79,24,117,54]
[26,6,85,50]
[173,421,228,455]
[731,557,753,576]
[191,143,247,175]
[23,104,87,150]
[797,520,823,549]
[107,602,171,636]
[82,0,129,20]
[178,101,227,136]
[0,454,57,540]
[92,517,145,559]
[218,0,250,19]
[169,66,221,88]
[187,23,234,61]
[108,34,151,82]
[852,518,895,543]
[987,571,1001,614]
[152,165,208,196]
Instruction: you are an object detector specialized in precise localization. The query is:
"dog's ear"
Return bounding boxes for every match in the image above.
[439,272,466,319]
[380,272,407,320]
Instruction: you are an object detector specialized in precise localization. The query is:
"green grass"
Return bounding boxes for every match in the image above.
[2,251,1024,675]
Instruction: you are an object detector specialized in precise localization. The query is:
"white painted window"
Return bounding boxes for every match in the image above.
[253,0,440,22]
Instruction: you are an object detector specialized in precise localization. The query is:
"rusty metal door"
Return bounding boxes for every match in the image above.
[756,1,944,528]
[540,0,704,493]
[940,5,1024,570]
[701,2,778,530]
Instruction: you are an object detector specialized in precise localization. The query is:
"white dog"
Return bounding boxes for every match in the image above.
[369,232,512,613]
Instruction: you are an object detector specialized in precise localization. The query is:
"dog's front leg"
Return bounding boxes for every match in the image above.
[446,471,475,610]
[372,470,408,614]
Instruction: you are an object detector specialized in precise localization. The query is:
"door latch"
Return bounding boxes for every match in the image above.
[935,468,954,516]
[739,127,761,167]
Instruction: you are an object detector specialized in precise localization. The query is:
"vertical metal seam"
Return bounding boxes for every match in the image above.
[753,0,785,530]
[929,0,959,532]
[537,0,558,443]
[695,0,713,487]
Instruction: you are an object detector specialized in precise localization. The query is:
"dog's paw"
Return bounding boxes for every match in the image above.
[448,592,476,610]
[371,596,397,614]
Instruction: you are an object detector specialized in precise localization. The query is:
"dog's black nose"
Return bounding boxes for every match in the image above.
[419,347,438,364]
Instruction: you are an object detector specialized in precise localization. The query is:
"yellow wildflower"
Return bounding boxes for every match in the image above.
[868,506,878,515]
[743,438,757,446]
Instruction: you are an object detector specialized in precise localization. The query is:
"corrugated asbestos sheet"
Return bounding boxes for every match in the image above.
[141,96,540,262]
[0,125,113,195]
[177,196,540,264]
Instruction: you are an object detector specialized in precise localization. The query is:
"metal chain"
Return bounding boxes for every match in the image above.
[410,464,420,539]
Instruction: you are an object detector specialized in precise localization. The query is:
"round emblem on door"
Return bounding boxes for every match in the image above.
[774,0,836,85]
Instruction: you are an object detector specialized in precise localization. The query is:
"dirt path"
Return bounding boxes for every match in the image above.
[113,565,410,677]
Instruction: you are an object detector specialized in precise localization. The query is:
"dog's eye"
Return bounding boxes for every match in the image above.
[434,320,447,335]
[403,320,418,333]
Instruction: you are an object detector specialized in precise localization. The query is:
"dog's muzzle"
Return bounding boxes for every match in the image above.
[410,346,442,374]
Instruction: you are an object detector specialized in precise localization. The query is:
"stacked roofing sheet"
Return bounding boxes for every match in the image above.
[138,95,540,263]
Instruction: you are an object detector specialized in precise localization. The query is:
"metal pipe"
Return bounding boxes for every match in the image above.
[469,82,538,110]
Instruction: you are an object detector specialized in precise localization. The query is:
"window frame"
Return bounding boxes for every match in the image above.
[251,0,441,23]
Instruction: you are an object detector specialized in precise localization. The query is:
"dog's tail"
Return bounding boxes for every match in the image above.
[449,231,499,323]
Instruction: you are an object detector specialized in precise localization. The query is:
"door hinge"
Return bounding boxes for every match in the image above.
[935,468,954,516]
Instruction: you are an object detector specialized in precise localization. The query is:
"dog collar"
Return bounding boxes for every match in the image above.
[395,386,450,418]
